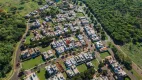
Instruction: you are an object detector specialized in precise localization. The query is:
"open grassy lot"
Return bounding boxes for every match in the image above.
[100,51,110,59]
[77,64,87,73]
[24,32,34,44]
[37,68,46,80]
[121,43,142,69]
[0,0,44,16]
[63,72,67,79]
[91,59,99,69]
[130,69,142,80]
[131,69,142,80]
[76,12,85,17]
[22,56,44,70]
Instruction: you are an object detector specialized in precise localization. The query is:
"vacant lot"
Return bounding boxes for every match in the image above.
[77,64,87,73]
[100,51,110,59]
[121,43,142,69]
[22,56,44,70]
[0,0,43,16]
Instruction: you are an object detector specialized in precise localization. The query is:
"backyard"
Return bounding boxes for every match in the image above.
[91,59,99,70]
[37,68,46,80]
[77,64,87,72]
[100,51,110,59]
[22,56,44,70]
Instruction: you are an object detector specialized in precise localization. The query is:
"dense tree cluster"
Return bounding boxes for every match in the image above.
[84,0,142,44]
[0,10,25,77]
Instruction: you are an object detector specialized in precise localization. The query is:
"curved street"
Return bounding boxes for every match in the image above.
[10,20,30,80]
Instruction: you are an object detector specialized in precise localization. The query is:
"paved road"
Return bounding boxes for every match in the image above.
[10,20,30,80]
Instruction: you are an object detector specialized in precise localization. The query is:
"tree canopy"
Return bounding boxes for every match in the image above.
[84,0,142,44]
[0,10,25,78]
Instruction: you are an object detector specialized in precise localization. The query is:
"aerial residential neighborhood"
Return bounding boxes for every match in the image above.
[0,0,142,80]
[14,0,131,80]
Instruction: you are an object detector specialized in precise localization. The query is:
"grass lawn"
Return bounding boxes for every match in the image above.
[77,64,87,73]
[131,69,142,80]
[38,46,51,52]
[100,51,110,59]
[22,56,44,70]
[0,0,44,16]
[63,72,67,79]
[91,59,99,69]
[76,12,85,17]
[37,68,46,80]
[24,32,34,44]
[121,43,142,69]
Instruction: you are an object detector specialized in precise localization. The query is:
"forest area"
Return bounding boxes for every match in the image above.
[84,0,142,68]
[84,0,142,44]
[0,0,45,78]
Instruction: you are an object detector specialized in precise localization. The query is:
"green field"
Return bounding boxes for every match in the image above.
[121,43,142,69]
[77,64,87,73]
[22,56,44,70]
[131,69,142,80]
[76,12,85,17]
[37,68,46,80]
[91,59,99,69]
[0,0,44,16]
[24,32,34,44]
[100,52,110,59]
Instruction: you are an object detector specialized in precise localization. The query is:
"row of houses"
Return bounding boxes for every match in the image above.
[64,52,94,68]
[30,20,41,30]
[66,65,79,78]
[21,48,40,60]
[42,50,54,60]
[51,37,82,55]
[30,30,43,41]
[25,72,39,80]
[79,17,90,26]
[25,63,65,80]
[25,0,54,18]
[84,26,99,42]
[108,58,127,78]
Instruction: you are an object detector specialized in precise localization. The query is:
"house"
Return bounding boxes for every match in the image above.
[95,41,107,52]
[42,50,54,60]
[21,49,29,59]
[86,62,93,68]
[66,69,75,77]
[81,19,89,25]
[25,72,39,80]
[30,20,41,30]
[45,64,58,76]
